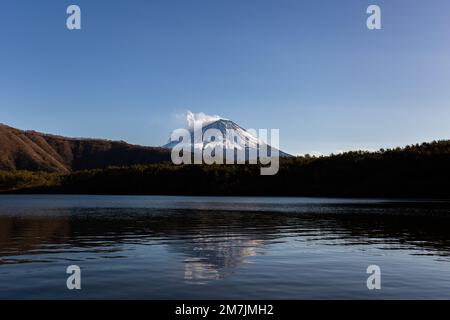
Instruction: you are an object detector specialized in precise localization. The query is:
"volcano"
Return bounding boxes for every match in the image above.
[163,117,292,160]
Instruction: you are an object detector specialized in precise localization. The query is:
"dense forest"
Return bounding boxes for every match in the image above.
[1,140,449,198]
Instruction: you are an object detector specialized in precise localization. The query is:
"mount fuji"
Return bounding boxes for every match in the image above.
[163,114,292,160]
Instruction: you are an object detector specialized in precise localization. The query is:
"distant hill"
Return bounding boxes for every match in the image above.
[1,122,450,198]
[2,139,449,198]
[0,124,171,173]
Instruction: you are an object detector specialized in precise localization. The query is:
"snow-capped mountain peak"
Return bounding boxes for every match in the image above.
[163,112,291,159]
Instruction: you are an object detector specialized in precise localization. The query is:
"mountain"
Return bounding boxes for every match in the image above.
[0,124,171,173]
[163,118,292,159]
[8,139,449,198]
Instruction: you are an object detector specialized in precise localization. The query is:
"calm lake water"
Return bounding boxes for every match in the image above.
[0,195,450,299]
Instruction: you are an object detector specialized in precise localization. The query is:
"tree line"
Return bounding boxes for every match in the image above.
[1,140,449,198]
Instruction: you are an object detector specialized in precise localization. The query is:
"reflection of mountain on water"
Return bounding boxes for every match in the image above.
[0,216,71,263]
[178,237,264,282]
[2,202,450,280]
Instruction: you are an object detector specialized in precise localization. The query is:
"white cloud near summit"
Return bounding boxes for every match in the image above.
[185,111,227,130]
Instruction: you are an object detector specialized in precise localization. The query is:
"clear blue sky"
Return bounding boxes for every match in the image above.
[1,0,450,155]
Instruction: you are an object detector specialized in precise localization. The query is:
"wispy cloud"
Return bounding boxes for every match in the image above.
[174,111,227,130]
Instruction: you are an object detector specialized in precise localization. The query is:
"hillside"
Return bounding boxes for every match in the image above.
[0,124,171,173]
[3,140,450,198]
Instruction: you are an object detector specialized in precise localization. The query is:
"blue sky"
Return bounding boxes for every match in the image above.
[1,0,450,155]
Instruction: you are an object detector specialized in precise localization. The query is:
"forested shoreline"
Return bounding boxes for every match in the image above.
[1,141,449,198]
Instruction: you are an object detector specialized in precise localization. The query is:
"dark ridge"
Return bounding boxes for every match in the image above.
[0,123,171,173]
[2,139,450,198]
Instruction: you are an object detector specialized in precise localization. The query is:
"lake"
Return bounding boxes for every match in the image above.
[0,195,449,299]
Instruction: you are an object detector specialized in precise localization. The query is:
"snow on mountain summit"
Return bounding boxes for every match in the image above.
[163,112,291,158]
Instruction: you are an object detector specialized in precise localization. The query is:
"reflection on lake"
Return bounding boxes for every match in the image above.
[0,195,450,299]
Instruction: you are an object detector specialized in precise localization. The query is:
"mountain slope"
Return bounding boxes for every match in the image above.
[163,118,292,159]
[0,124,171,173]
[9,140,449,198]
